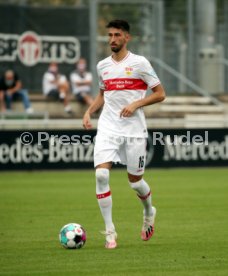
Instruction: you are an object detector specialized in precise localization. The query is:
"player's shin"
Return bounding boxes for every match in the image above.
[95,168,115,232]
[129,179,153,216]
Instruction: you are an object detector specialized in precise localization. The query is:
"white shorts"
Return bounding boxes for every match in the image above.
[94,131,147,175]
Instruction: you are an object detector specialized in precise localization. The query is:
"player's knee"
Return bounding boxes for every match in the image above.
[128,173,143,183]
[96,168,109,186]
[129,179,142,191]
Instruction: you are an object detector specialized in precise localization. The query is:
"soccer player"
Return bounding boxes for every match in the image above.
[83,19,166,249]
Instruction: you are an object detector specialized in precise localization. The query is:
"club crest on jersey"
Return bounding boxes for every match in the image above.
[125,67,133,76]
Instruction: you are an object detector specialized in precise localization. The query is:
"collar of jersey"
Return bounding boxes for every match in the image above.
[111,51,131,64]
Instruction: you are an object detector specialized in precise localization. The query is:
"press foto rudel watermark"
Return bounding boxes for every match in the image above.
[19,131,209,146]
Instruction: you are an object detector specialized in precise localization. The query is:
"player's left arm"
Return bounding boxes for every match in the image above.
[120,84,165,117]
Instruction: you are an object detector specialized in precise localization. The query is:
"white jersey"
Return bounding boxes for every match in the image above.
[97,51,160,138]
[70,71,92,95]
[42,71,67,95]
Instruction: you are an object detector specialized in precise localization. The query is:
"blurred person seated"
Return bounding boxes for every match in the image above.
[0,70,33,113]
[42,62,72,114]
[70,58,94,106]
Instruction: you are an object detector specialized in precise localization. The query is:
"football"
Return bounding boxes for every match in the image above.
[59,223,86,249]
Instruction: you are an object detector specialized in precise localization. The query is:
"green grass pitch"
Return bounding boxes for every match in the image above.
[0,168,227,276]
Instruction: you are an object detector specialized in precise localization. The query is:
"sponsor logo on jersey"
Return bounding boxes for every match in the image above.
[104,78,147,91]
[0,31,80,66]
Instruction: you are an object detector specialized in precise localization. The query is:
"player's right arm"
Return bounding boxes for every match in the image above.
[83,89,104,129]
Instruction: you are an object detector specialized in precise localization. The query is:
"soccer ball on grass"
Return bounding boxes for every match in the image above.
[59,223,86,249]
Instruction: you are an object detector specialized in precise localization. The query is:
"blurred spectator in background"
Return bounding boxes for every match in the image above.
[70,58,94,106]
[0,70,33,113]
[42,63,72,114]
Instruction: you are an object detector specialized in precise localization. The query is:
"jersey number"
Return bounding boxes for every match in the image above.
[138,156,145,168]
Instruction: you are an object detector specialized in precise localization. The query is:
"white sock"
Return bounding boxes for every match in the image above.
[96,168,115,232]
[129,179,153,217]
[64,105,72,112]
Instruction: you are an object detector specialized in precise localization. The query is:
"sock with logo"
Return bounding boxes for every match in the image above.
[129,179,153,216]
[96,168,115,232]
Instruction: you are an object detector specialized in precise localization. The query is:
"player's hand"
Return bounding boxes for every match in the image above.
[83,112,92,129]
[120,102,138,117]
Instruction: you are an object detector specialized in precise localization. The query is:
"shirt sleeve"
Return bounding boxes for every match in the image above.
[87,72,93,82]
[96,64,105,90]
[45,72,54,82]
[70,72,81,83]
[140,58,160,89]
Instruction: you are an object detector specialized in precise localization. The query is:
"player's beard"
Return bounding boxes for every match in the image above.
[110,43,123,53]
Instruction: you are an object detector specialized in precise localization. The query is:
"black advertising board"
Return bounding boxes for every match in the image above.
[0,4,89,91]
[0,130,95,170]
[0,129,228,170]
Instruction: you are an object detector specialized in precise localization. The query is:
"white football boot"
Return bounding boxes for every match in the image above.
[141,206,156,241]
[101,229,118,249]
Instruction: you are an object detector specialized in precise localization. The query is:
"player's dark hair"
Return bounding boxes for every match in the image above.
[106,19,130,33]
